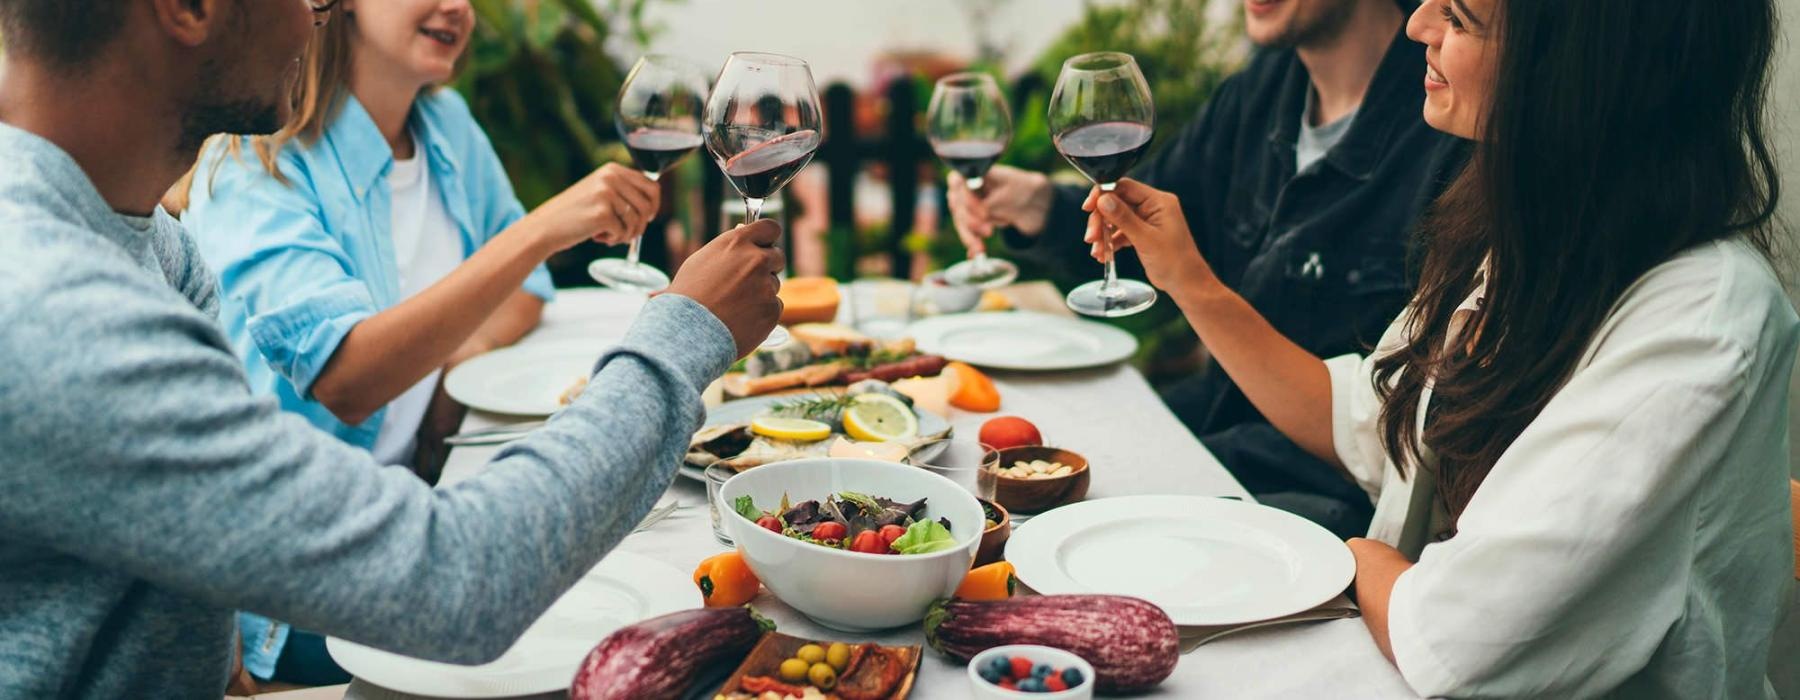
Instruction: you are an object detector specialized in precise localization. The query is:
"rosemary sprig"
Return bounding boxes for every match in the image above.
[767,393,854,421]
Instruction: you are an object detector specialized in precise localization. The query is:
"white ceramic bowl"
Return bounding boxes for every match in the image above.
[720,458,983,631]
[967,645,1097,700]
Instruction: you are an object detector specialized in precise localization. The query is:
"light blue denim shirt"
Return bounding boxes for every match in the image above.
[183,89,554,451]
[180,89,556,678]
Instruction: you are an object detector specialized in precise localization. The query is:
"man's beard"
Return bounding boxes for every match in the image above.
[1258,0,1361,50]
[176,59,284,154]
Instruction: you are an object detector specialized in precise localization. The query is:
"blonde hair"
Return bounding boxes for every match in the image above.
[164,9,355,214]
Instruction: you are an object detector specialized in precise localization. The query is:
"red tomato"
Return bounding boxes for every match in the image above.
[812,522,847,543]
[1045,675,1068,692]
[1008,656,1032,680]
[850,530,887,554]
[755,515,782,533]
[878,524,907,550]
[978,416,1043,450]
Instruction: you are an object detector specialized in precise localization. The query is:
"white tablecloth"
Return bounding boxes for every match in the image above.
[344,288,1419,699]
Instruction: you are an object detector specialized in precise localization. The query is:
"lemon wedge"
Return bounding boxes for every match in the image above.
[749,416,833,442]
[841,394,919,442]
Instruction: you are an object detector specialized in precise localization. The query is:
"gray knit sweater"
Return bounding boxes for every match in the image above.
[0,122,734,699]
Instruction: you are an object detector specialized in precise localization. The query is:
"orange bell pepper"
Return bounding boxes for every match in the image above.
[693,551,760,607]
[946,362,1001,412]
[954,561,1016,600]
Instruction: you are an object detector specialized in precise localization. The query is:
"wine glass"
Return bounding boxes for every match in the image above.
[1049,52,1158,318]
[588,55,709,294]
[928,72,1019,289]
[705,51,824,348]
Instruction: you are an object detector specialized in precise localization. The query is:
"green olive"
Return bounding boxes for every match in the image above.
[808,662,838,690]
[778,657,810,682]
[795,643,827,665]
[825,642,851,671]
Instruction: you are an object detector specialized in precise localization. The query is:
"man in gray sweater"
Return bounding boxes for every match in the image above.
[0,1,784,697]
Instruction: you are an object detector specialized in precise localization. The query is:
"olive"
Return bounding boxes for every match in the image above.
[796,643,826,665]
[825,642,851,671]
[778,657,809,682]
[808,662,838,690]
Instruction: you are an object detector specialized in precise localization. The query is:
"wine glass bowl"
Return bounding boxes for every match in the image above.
[1049,51,1158,318]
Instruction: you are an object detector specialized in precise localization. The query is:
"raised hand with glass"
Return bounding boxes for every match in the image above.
[705,51,824,348]
[588,55,710,294]
[927,72,1019,289]
[1049,52,1158,318]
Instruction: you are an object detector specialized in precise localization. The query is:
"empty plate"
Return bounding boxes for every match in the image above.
[444,340,613,416]
[1006,496,1353,626]
[327,550,696,697]
[906,312,1137,371]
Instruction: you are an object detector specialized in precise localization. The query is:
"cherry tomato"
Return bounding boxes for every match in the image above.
[812,521,847,543]
[878,524,907,550]
[755,515,783,533]
[850,530,888,554]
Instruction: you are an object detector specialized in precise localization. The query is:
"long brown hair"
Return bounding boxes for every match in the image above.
[1375,0,1781,518]
[164,7,354,213]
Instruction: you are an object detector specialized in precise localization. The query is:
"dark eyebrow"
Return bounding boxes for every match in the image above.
[1451,0,1488,29]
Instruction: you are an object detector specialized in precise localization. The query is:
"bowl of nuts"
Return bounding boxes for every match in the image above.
[992,446,1090,514]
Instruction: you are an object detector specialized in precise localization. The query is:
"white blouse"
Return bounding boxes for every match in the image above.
[1326,239,1798,699]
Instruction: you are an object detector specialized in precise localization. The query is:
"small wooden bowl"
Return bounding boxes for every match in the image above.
[975,498,1012,567]
[992,446,1090,514]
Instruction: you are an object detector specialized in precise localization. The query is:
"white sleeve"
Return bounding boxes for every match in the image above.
[1325,351,1388,499]
[1385,329,1752,698]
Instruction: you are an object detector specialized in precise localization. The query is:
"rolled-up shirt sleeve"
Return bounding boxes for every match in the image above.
[1324,351,1388,499]
[1385,330,1752,698]
[185,144,377,399]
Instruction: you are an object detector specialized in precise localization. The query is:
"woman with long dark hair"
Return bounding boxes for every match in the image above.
[1091,0,1794,695]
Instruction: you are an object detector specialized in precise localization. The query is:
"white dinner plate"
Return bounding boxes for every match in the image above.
[678,394,952,481]
[327,550,696,698]
[906,312,1138,371]
[444,340,614,416]
[1006,496,1354,626]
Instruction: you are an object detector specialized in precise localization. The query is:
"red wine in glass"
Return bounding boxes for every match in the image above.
[623,128,705,176]
[1053,121,1154,186]
[719,128,820,199]
[933,139,1007,183]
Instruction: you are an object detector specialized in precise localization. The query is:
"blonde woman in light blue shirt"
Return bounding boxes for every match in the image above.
[174,0,659,684]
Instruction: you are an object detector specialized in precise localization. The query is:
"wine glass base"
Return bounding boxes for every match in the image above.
[759,325,792,348]
[944,257,1020,289]
[1065,278,1157,318]
[588,258,672,294]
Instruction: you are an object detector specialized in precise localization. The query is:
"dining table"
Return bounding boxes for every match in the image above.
[339,284,1421,700]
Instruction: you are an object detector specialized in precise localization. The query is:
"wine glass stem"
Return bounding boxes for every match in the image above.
[968,177,990,273]
[1098,181,1118,296]
[628,169,660,268]
[744,197,764,225]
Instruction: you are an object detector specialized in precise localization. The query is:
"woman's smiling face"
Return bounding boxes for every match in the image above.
[1407,0,1500,140]
[345,0,474,88]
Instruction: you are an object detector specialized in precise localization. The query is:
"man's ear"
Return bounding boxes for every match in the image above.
[146,0,226,48]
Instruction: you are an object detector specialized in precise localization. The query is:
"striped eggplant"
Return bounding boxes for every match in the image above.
[569,606,773,700]
[923,595,1179,693]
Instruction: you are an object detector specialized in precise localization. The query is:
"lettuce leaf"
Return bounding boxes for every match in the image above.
[892,519,958,554]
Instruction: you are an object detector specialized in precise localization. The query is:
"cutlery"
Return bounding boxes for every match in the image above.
[443,420,547,446]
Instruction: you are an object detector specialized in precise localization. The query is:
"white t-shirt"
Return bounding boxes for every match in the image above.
[370,150,466,467]
[1327,238,1797,698]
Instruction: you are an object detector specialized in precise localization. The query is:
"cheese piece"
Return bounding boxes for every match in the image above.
[777,277,841,325]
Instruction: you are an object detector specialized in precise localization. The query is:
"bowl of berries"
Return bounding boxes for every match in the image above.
[967,644,1094,699]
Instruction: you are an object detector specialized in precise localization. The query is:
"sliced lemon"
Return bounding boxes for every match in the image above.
[749,416,833,442]
[841,394,919,442]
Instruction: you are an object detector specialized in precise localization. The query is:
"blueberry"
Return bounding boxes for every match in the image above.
[1017,678,1045,692]
[1061,667,1085,686]
[978,664,1006,684]
[1032,662,1054,678]
[986,656,1014,677]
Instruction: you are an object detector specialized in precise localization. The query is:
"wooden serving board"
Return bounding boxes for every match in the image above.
[714,631,922,700]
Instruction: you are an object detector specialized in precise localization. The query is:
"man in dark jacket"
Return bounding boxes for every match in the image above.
[948,0,1466,538]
